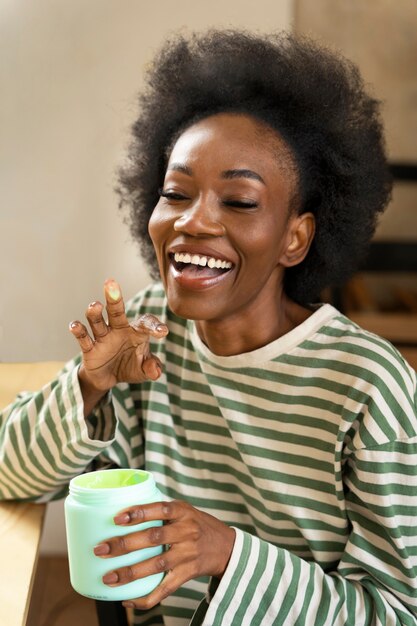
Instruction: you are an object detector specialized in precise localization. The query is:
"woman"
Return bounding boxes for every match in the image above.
[1,30,416,625]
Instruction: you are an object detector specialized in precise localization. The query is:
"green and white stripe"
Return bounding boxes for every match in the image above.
[1,282,416,625]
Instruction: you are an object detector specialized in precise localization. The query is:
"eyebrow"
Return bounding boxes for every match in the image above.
[221,169,265,184]
[167,163,265,185]
[168,163,193,175]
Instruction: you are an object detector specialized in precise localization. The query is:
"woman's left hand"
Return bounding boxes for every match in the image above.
[93,500,236,610]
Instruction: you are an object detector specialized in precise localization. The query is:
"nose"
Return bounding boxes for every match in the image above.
[173,196,225,237]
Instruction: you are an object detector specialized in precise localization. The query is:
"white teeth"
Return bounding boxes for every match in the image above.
[174,252,232,269]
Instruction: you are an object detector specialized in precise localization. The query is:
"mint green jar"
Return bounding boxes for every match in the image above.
[65,468,164,601]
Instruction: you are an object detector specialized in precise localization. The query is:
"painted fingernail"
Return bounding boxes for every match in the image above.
[114,512,130,525]
[103,571,119,584]
[94,543,110,556]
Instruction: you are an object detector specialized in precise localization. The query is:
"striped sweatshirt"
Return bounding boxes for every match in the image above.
[1,282,417,626]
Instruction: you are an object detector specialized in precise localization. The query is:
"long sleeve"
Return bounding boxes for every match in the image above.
[0,287,157,503]
[0,358,121,500]
[203,436,417,625]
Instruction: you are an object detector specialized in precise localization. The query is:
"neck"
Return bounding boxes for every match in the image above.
[194,293,312,356]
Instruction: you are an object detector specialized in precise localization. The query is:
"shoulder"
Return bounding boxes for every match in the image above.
[316,308,417,441]
[313,306,415,387]
[334,311,413,376]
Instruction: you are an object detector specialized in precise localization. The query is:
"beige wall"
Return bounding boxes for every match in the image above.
[0,0,293,553]
[0,0,294,365]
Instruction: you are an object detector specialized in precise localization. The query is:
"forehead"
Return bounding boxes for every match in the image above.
[168,113,298,177]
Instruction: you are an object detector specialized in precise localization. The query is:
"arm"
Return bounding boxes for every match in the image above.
[202,438,417,625]
[0,280,168,501]
[90,408,417,625]
[0,358,113,500]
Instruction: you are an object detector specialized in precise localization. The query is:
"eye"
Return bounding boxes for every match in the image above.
[158,188,189,202]
[222,199,258,209]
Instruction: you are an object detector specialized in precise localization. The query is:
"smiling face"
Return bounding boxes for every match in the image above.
[148,113,314,347]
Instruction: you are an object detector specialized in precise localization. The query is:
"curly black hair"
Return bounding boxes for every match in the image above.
[117,29,392,304]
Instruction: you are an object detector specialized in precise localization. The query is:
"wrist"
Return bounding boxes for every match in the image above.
[78,364,107,393]
[216,526,236,579]
[78,364,108,414]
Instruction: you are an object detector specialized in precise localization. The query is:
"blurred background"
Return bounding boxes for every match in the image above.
[1,1,416,623]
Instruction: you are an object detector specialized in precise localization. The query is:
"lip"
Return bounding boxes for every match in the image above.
[168,262,234,291]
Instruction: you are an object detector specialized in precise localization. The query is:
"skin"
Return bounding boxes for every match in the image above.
[149,113,315,356]
[69,112,315,610]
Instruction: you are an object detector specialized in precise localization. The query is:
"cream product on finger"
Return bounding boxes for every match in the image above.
[65,468,164,601]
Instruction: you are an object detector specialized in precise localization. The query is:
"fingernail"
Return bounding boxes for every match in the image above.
[156,323,166,332]
[94,543,110,556]
[114,513,130,525]
[103,571,119,584]
[122,602,134,608]
[106,280,120,301]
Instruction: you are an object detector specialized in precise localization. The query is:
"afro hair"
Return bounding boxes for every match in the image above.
[117,29,392,304]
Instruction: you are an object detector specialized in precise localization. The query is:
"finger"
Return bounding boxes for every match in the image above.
[104,279,129,330]
[102,549,172,586]
[141,354,163,381]
[94,524,165,558]
[93,518,190,558]
[131,314,169,338]
[85,301,108,340]
[69,321,94,353]
[102,542,198,588]
[113,500,183,526]
[122,566,193,611]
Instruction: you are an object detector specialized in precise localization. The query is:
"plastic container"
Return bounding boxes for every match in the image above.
[65,468,164,601]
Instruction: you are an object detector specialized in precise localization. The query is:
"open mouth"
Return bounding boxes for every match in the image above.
[170,252,233,277]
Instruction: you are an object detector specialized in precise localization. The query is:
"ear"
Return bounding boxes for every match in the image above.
[280,212,315,268]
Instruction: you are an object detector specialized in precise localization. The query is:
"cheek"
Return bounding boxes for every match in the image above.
[148,204,168,247]
[239,219,286,264]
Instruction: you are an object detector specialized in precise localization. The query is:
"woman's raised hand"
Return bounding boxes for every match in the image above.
[69,279,168,397]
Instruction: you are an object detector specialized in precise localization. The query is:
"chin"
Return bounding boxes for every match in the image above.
[165,291,218,322]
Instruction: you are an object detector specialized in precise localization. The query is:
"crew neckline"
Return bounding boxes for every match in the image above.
[188,303,339,368]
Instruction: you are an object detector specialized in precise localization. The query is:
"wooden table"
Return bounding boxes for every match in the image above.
[0,501,46,625]
[0,361,64,626]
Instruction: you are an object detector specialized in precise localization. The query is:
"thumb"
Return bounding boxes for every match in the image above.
[141,354,163,381]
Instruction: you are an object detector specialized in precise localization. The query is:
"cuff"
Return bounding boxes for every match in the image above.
[203,528,253,624]
[69,365,116,446]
